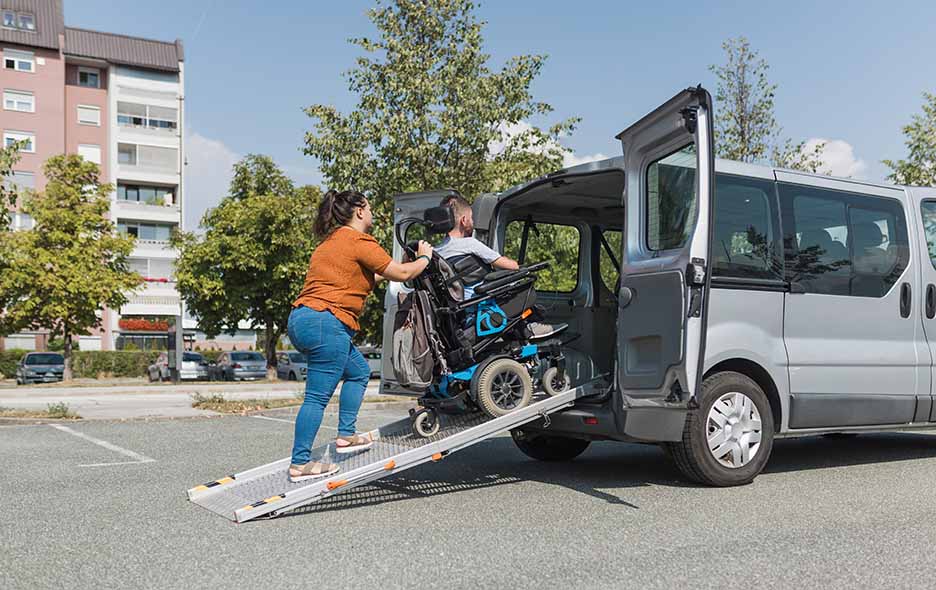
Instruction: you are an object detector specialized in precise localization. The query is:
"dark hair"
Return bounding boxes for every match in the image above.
[440,194,471,216]
[314,190,367,238]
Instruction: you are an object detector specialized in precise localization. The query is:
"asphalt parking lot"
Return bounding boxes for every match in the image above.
[6,405,936,589]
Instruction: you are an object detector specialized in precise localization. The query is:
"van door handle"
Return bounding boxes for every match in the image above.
[926,284,936,319]
[900,282,912,318]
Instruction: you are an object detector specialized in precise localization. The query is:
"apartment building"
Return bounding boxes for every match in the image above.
[1,0,185,351]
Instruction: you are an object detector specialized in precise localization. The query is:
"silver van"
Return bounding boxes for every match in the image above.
[380,86,936,486]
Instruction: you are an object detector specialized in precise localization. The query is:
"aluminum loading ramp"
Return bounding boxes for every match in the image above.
[188,385,591,523]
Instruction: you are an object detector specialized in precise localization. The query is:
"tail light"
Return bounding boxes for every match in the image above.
[231,363,242,369]
[583,417,598,425]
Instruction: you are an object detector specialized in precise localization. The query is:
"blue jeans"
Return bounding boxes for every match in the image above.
[288,306,370,465]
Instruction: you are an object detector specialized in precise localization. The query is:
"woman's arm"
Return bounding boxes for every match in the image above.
[379,240,433,282]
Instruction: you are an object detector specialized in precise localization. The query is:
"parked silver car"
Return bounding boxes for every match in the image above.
[209,351,267,381]
[147,352,209,382]
[15,352,65,385]
[276,351,307,381]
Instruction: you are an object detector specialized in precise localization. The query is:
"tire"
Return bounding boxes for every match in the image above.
[510,429,590,461]
[666,371,775,487]
[474,358,533,418]
[541,366,570,396]
[289,371,297,381]
[413,409,441,438]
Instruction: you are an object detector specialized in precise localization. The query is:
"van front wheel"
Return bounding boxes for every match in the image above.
[667,371,774,487]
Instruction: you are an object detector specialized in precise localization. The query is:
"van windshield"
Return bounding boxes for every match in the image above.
[26,353,64,365]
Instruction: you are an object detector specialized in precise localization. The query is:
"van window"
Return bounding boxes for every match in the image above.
[646,144,697,251]
[504,220,580,293]
[920,201,936,267]
[598,229,622,292]
[712,174,782,280]
[781,184,908,297]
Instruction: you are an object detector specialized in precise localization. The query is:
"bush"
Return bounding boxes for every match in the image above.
[0,349,31,378]
[69,351,162,378]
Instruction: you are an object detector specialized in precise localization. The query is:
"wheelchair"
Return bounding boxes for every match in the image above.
[395,206,570,437]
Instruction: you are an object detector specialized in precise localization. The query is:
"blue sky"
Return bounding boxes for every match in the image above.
[68,0,936,229]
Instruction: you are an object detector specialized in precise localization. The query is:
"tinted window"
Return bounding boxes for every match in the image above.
[231,352,264,361]
[26,354,64,365]
[920,202,936,268]
[598,229,622,293]
[289,353,304,362]
[781,183,908,297]
[646,144,697,251]
[183,353,203,362]
[712,174,782,280]
[504,220,580,293]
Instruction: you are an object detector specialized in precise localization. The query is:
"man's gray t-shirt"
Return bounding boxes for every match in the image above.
[435,236,502,299]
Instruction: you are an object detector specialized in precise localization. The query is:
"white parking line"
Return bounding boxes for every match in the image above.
[49,424,155,467]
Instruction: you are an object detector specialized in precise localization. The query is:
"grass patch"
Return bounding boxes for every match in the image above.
[0,402,81,420]
[191,393,302,414]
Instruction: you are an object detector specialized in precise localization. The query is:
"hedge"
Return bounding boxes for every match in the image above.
[0,349,263,379]
[0,350,30,378]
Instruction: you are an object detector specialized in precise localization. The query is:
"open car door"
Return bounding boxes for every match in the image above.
[614,86,715,441]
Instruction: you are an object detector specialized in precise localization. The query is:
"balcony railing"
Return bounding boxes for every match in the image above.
[124,294,180,307]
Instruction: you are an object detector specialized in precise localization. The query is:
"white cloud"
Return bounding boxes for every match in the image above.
[183,132,240,231]
[488,120,608,170]
[803,138,867,179]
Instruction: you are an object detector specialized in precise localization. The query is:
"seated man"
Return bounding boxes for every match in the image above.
[436,194,565,340]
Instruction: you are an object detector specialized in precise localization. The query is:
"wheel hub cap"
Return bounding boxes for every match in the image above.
[706,392,762,468]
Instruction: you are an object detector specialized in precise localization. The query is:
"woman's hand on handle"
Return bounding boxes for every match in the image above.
[380,240,433,282]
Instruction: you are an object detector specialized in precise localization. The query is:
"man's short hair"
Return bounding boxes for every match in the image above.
[440,194,471,217]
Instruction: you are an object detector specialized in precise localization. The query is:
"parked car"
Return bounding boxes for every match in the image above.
[276,351,307,381]
[209,351,267,381]
[359,347,382,378]
[148,352,209,382]
[15,352,65,385]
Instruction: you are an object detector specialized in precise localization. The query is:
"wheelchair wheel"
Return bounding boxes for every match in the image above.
[412,408,441,438]
[541,366,570,396]
[475,358,533,418]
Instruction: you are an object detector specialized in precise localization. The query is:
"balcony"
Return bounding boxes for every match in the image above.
[121,293,180,317]
[114,199,180,224]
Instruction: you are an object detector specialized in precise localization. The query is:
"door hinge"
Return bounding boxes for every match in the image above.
[680,107,698,135]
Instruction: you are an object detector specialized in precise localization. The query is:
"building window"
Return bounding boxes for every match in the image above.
[77,105,101,126]
[3,170,34,191]
[78,67,100,89]
[3,131,35,152]
[3,49,34,73]
[117,183,174,205]
[118,143,136,165]
[3,90,34,112]
[10,212,34,231]
[17,13,35,31]
[77,144,101,165]
[118,221,176,242]
[2,12,34,31]
[117,101,178,132]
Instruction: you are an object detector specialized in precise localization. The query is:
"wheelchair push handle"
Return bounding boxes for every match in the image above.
[523,261,550,273]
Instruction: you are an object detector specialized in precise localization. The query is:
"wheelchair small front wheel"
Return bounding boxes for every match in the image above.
[412,409,441,438]
[475,358,533,418]
[541,366,570,396]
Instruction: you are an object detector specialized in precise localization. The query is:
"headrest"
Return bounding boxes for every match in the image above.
[423,206,455,235]
[800,229,834,251]
[852,222,884,250]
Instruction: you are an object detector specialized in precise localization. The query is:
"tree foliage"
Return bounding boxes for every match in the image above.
[173,155,320,375]
[0,155,140,379]
[0,141,24,228]
[710,37,825,173]
[303,0,577,343]
[884,92,936,187]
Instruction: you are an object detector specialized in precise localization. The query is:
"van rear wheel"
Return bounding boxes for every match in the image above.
[510,429,590,461]
[666,371,774,487]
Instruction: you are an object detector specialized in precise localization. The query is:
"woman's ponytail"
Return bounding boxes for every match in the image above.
[314,189,367,239]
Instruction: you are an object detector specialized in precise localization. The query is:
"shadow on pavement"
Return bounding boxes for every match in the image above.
[278,430,936,519]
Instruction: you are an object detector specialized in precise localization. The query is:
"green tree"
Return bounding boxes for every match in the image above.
[303,0,577,342]
[710,37,825,172]
[0,155,140,380]
[173,155,320,378]
[0,140,24,227]
[884,92,936,187]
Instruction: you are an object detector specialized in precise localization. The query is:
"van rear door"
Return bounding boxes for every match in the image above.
[614,86,715,440]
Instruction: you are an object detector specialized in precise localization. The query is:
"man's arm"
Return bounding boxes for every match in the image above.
[491,256,519,271]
